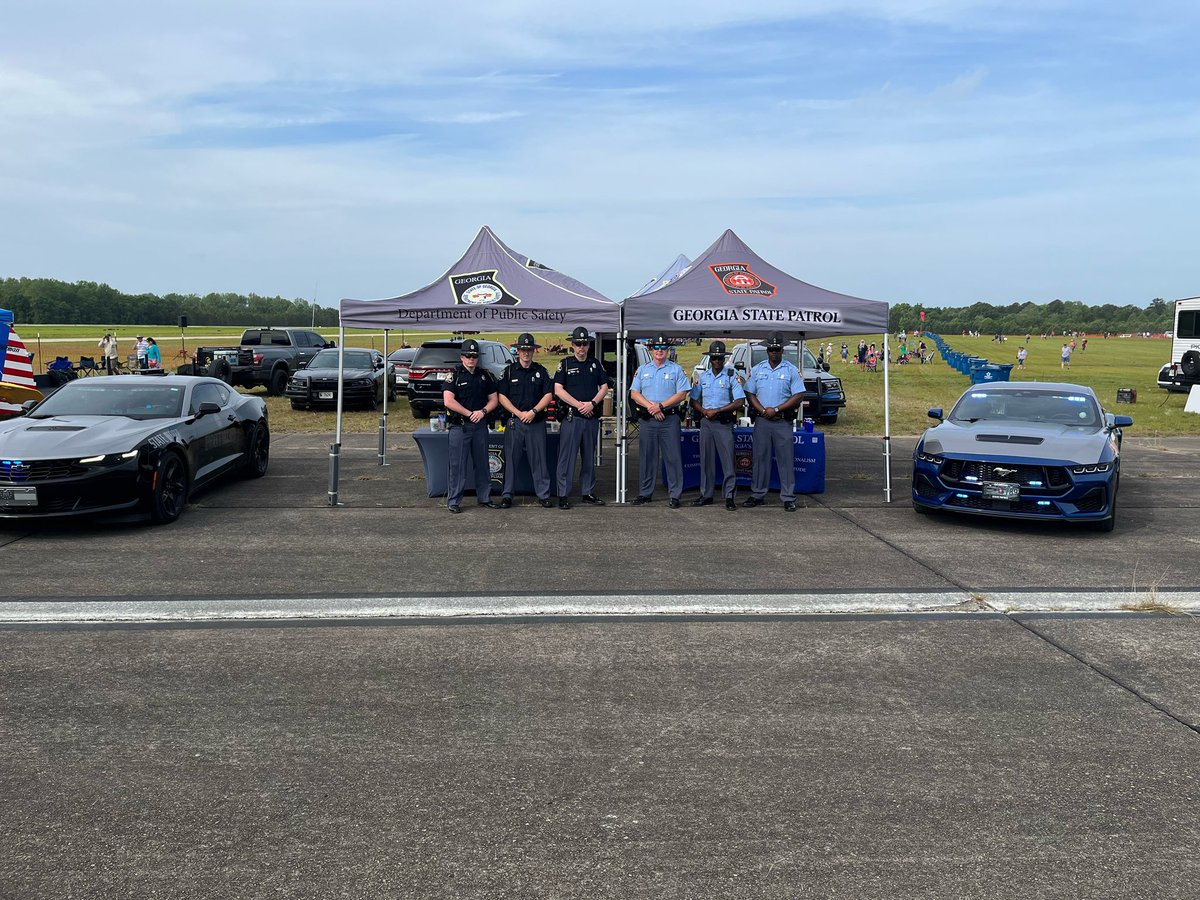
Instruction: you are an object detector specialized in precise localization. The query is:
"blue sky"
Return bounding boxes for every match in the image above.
[2,0,1197,309]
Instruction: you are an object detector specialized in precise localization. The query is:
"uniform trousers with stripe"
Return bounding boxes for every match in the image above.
[638,415,683,500]
[750,417,796,502]
[557,415,599,498]
[698,418,736,500]
[447,421,492,507]
[503,418,551,501]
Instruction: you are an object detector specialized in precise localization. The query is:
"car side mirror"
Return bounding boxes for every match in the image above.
[734,362,746,372]
[21,399,39,413]
[195,401,221,418]
[324,340,337,348]
[822,362,830,372]
[297,359,308,369]
[374,359,385,369]
[1111,414,1133,429]
[928,408,944,421]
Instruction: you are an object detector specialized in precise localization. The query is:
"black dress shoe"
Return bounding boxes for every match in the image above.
[499,496,512,509]
[539,498,555,509]
[784,500,797,512]
[631,495,653,505]
[580,494,606,506]
[479,501,501,509]
[668,498,681,509]
[691,497,714,507]
[448,504,462,514]
[558,498,573,510]
[725,498,737,511]
[742,496,764,507]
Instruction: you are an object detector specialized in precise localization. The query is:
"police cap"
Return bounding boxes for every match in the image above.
[460,339,481,356]
[651,333,670,349]
[707,340,727,356]
[766,331,785,350]
[516,332,538,350]
[569,326,591,344]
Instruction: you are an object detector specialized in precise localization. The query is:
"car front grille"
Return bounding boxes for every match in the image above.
[0,459,88,484]
[941,459,1070,492]
[945,494,1059,515]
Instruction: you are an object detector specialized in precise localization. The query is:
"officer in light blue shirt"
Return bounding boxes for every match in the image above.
[689,340,745,510]
[629,332,692,507]
[742,331,805,511]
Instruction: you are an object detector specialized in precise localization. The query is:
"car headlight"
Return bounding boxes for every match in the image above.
[351,378,373,387]
[79,450,140,465]
[917,451,943,465]
[824,378,842,392]
[1071,463,1111,474]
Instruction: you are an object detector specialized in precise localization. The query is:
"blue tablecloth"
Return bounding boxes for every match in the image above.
[413,428,561,498]
[672,427,825,493]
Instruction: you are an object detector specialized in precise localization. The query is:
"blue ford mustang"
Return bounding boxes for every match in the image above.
[911,382,1132,532]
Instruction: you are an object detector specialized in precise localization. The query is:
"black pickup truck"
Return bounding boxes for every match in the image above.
[193,328,334,395]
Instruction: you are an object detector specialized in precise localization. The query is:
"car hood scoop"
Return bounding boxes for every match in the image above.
[26,425,87,432]
[976,434,1044,444]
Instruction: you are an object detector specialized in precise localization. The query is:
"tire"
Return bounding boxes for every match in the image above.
[912,498,931,515]
[388,384,397,402]
[209,357,232,385]
[412,407,430,419]
[290,400,307,411]
[1182,350,1200,378]
[267,368,288,396]
[149,450,189,524]
[820,414,838,426]
[245,421,270,478]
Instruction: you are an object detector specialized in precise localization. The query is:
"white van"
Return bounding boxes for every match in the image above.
[1157,297,1200,393]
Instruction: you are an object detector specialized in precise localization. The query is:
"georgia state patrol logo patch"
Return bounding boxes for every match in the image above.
[450,270,521,306]
[710,263,777,297]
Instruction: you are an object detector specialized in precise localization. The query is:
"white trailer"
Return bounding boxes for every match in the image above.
[1157,296,1200,392]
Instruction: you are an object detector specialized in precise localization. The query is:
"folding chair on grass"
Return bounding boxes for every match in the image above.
[76,355,102,377]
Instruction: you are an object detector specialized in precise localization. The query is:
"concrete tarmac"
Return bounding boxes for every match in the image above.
[1,432,1198,897]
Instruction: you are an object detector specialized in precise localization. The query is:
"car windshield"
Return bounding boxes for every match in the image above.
[949,389,1102,427]
[29,382,186,420]
[310,349,374,368]
[388,349,416,363]
[749,346,819,369]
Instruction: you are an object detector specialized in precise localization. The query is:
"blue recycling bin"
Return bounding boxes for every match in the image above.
[970,363,1013,384]
[964,356,987,375]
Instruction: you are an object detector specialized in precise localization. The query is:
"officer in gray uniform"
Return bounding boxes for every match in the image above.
[553,326,610,509]
[689,340,745,510]
[742,331,805,511]
[629,332,692,508]
[442,339,500,513]
[497,332,554,509]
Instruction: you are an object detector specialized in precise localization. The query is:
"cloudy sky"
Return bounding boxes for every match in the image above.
[2,1,1197,309]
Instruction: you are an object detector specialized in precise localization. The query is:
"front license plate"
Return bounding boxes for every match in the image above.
[0,486,37,506]
[982,481,1020,500]
[318,391,334,400]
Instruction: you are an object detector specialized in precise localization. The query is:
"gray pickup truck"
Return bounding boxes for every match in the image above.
[193,328,335,395]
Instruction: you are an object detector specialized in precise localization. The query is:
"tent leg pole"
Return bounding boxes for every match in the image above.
[379,329,389,466]
[330,323,346,506]
[882,331,892,503]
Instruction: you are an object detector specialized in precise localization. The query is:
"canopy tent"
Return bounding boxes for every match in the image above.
[330,226,621,504]
[616,229,894,503]
[623,229,887,338]
[628,254,692,299]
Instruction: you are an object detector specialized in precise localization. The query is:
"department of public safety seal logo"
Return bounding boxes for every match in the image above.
[450,270,521,306]
[710,263,776,297]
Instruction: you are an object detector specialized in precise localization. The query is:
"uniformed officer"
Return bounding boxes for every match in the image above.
[441,338,500,514]
[629,332,692,508]
[497,332,554,509]
[553,326,610,509]
[742,331,805,511]
[689,340,745,511]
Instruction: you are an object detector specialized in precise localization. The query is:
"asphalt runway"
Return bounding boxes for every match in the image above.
[1,433,1198,897]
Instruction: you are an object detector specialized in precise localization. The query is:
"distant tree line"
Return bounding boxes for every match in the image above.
[0,277,340,327]
[890,298,1173,336]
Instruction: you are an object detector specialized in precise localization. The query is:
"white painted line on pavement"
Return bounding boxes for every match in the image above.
[0,590,1197,623]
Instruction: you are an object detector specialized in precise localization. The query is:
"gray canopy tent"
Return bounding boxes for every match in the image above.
[618,228,892,503]
[331,225,621,504]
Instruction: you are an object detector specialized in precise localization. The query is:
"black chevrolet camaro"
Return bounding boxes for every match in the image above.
[0,375,269,524]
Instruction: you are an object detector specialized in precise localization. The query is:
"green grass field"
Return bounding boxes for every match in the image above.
[14,326,1199,436]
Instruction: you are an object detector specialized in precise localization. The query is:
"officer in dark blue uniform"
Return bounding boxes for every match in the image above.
[442,338,500,514]
[497,332,554,509]
[553,326,610,509]
[689,340,745,510]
